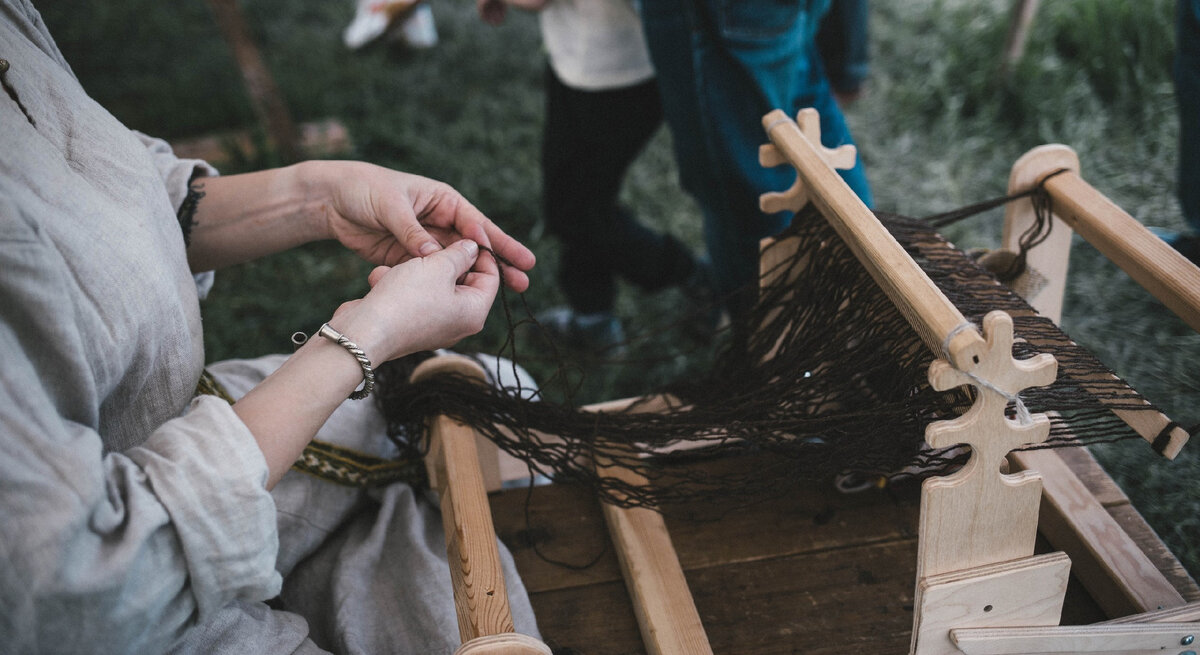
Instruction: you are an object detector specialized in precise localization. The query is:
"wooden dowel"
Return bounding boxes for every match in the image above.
[762,109,988,369]
[1042,170,1200,332]
[411,355,550,652]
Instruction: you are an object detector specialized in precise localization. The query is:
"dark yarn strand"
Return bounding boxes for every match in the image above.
[374,204,1167,511]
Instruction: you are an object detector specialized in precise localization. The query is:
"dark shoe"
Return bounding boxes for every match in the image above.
[534,307,626,355]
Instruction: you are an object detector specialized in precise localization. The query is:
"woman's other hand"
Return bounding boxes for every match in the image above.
[314,161,535,292]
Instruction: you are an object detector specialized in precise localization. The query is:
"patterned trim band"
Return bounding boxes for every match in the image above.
[195,370,422,488]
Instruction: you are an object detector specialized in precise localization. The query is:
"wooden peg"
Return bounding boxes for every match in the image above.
[918,311,1058,580]
[758,108,857,214]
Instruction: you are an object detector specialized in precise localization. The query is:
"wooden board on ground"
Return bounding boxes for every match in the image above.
[170,118,353,166]
[489,452,1198,654]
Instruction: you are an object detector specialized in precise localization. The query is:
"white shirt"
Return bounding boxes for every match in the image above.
[540,0,655,90]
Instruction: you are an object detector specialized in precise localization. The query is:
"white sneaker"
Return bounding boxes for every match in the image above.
[343,0,418,50]
[389,3,438,50]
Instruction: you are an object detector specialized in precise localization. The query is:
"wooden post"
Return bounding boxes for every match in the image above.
[1000,0,1041,79]
[1003,145,1193,460]
[1000,144,1080,323]
[410,355,551,655]
[205,0,301,163]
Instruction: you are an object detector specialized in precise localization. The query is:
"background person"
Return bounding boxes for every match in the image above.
[478,0,715,352]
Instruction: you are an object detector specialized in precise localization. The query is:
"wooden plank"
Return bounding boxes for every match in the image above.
[1010,449,1186,617]
[1105,504,1200,604]
[912,553,1070,655]
[489,450,1190,653]
[1102,600,1200,624]
[489,455,921,594]
[490,474,1136,654]
[598,462,713,655]
[952,623,1200,654]
[1052,447,1129,507]
[527,539,921,655]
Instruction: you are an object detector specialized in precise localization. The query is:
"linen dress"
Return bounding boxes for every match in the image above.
[0,1,538,652]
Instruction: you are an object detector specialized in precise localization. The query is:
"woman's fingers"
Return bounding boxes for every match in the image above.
[367,265,391,288]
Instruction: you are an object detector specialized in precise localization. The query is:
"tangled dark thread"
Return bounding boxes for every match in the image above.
[373,203,1169,511]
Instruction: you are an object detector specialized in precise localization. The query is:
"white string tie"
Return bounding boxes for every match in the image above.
[942,321,1033,426]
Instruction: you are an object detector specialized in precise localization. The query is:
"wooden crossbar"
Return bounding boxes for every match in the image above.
[1003,146,1194,459]
[761,108,988,370]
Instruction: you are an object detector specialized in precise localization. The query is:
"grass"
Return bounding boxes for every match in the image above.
[42,0,1199,579]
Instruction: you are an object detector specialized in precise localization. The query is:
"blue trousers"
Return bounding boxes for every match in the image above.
[640,0,873,316]
[1178,0,1200,230]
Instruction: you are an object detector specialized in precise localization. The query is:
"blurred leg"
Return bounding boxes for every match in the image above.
[542,67,693,313]
[641,0,872,319]
[817,0,870,98]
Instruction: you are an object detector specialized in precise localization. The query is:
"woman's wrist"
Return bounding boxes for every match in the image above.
[290,160,355,243]
[326,300,416,368]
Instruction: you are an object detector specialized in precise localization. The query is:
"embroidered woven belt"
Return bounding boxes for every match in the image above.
[196,369,424,488]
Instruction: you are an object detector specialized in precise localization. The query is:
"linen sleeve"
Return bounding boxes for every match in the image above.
[135,131,218,213]
[135,131,218,296]
[0,211,282,653]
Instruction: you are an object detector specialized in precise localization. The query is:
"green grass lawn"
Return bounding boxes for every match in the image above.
[41,0,1198,578]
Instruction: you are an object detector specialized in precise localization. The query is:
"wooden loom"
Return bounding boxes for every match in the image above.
[414,109,1200,654]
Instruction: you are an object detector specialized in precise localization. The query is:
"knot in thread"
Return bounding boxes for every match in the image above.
[942,321,1034,427]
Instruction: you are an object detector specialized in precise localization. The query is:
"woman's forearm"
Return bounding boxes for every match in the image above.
[184,162,331,272]
[233,328,379,490]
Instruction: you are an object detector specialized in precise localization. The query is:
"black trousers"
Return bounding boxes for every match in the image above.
[542,65,696,314]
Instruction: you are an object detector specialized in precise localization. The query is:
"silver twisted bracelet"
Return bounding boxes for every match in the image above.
[317,323,375,400]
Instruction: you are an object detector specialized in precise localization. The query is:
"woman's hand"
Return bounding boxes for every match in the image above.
[314,161,535,292]
[328,238,499,363]
[233,238,499,489]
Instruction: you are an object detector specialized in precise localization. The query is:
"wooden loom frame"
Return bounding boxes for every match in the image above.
[413,109,1199,654]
